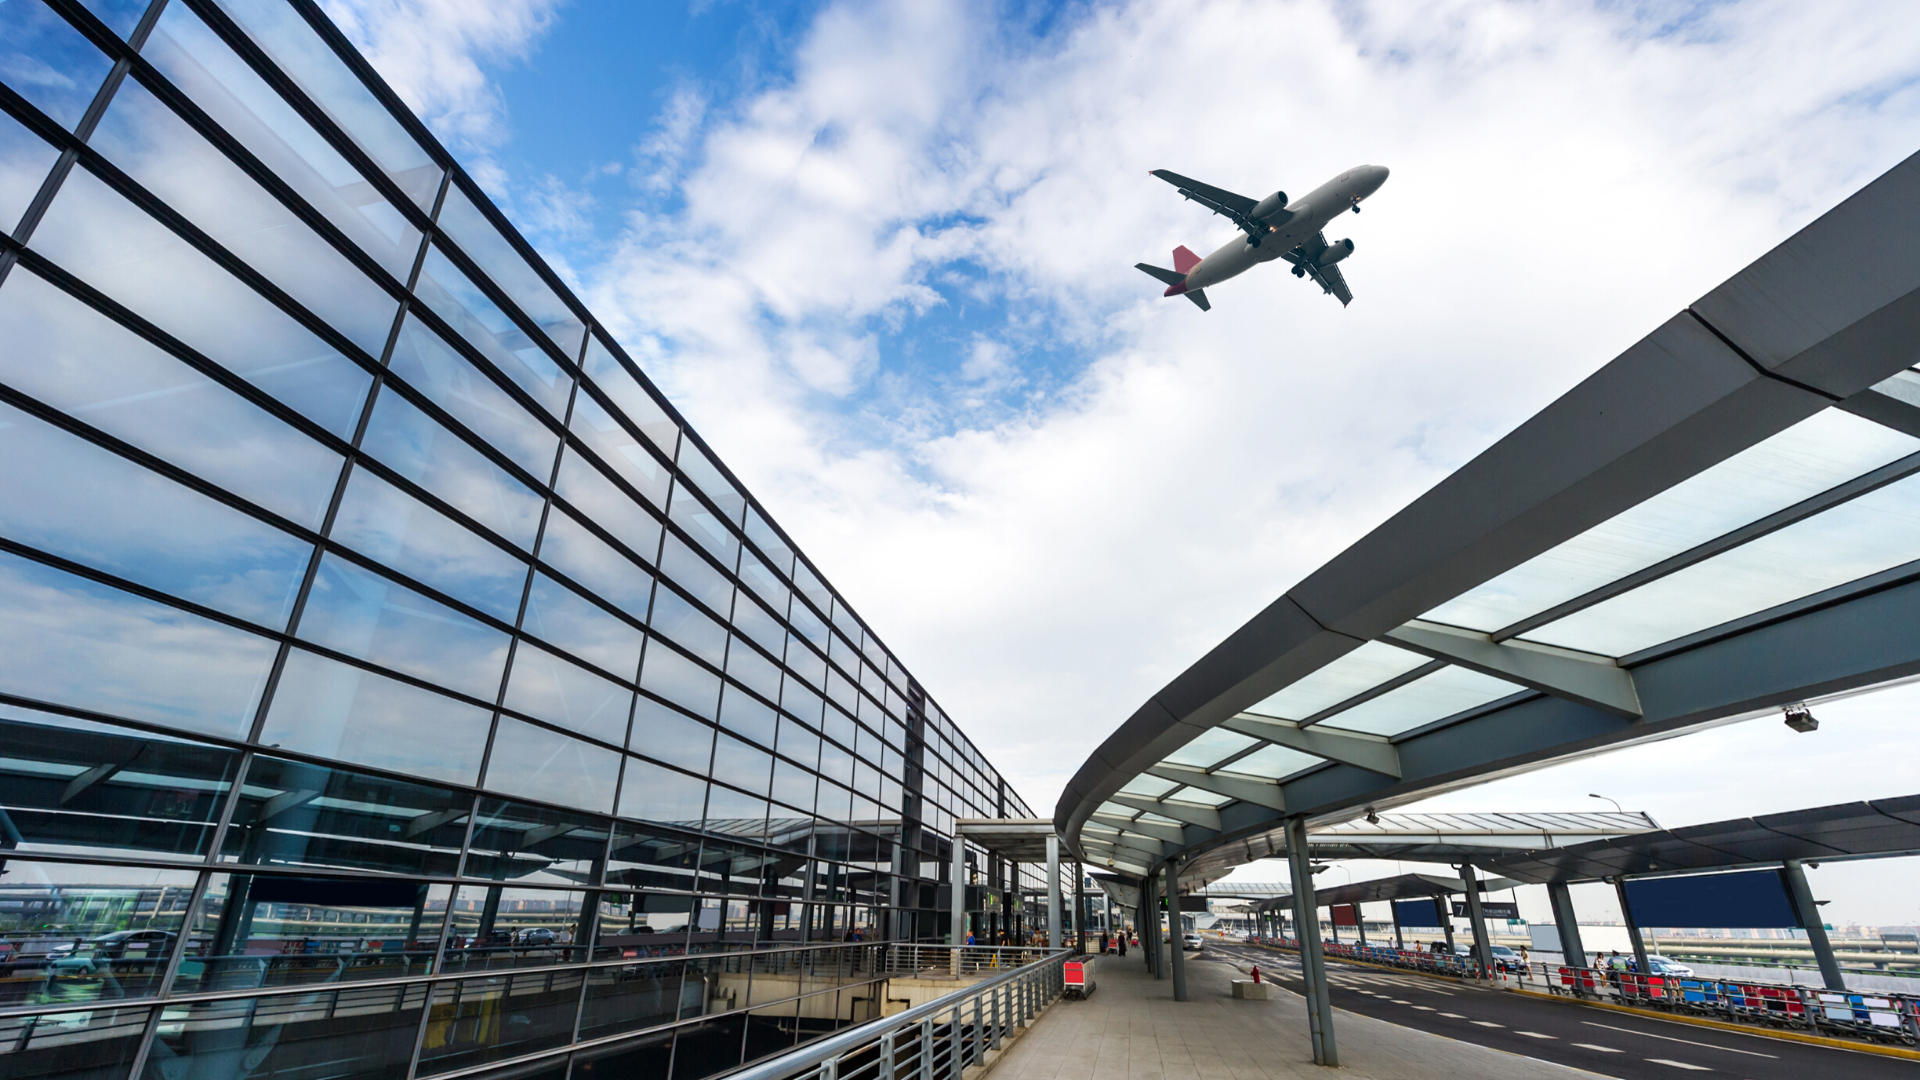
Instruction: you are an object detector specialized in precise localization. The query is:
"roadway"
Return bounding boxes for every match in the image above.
[1202,941,1920,1079]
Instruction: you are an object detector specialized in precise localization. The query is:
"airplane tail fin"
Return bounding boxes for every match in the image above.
[1184,289,1210,312]
[1172,245,1202,274]
[1135,262,1183,287]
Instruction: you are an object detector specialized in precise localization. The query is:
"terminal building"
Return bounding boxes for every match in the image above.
[0,1,1040,1077]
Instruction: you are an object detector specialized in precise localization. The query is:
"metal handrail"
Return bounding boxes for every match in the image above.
[722,947,1073,1080]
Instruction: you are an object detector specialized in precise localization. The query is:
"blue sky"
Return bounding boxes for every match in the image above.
[330,0,1920,922]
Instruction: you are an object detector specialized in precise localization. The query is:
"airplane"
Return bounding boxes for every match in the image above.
[1136,165,1389,310]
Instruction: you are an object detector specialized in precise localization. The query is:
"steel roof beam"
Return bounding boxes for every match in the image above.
[1222,715,1403,777]
[1386,619,1642,717]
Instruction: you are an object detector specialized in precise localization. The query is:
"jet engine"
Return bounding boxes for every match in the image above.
[1316,238,1355,266]
[1251,191,1289,220]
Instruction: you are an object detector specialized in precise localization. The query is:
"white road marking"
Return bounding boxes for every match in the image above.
[1391,999,1412,1005]
[1440,1013,1467,1019]
[1411,1005,1435,1011]
[1580,1021,1777,1058]
[1515,1031,1556,1039]
[1571,1044,1622,1053]
[1471,1020,1504,1028]
[1646,1059,1711,1071]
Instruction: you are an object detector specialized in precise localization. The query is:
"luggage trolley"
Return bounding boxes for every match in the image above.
[1064,958,1096,999]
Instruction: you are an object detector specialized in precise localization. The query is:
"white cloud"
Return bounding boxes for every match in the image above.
[338,0,1920,898]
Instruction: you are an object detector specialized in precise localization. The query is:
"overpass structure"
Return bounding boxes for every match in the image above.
[1057,147,1920,1066]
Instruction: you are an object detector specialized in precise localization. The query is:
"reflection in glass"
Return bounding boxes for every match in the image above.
[522,571,645,679]
[144,3,424,279]
[89,78,401,357]
[0,0,112,130]
[503,642,633,748]
[484,717,621,813]
[260,648,493,786]
[578,957,691,1042]
[77,0,150,38]
[0,552,277,740]
[0,860,197,1006]
[0,268,346,528]
[669,482,742,570]
[220,755,470,878]
[703,785,768,839]
[1526,471,1920,656]
[211,0,442,208]
[640,641,722,720]
[329,468,528,622]
[718,682,778,748]
[1428,410,1919,632]
[0,1002,151,1080]
[0,109,58,234]
[712,732,773,798]
[651,585,728,668]
[417,968,585,1075]
[537,507,655,621]
[0,399,311,627]
[436,186,585,359]
[416,243,571,418]
[582,334,677,457]
[554,447,664,565]
[388,314,560,480]
[629,698,715,775]
[676,442,745,527]
[30,167,373,437]
[1317,665,1524,737]
[464,799,609,886]
[172,873,450,993]
[743,508,795,577]
[145,985,427,1079]
[570,391,672,509]
[606,817,703,891]
[660,534,735,616]
[359,388,544,549]
[296,553,510,700]
[441,883,587,972]
[0,705,239,862]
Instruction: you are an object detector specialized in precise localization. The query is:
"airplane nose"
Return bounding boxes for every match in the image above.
[1372,165,1390,187]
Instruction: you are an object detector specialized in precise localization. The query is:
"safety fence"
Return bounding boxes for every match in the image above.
[1246,936,1920,1046]
[721,947,1071,1080]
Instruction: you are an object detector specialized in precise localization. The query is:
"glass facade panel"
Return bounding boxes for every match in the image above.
[145,2,424,279]
[1244,640,1430,721]
[259,647,494,785]
[89,77,400,357]
[1161,727,1258,769]
[0,109,59,232]
[0,0,113,130]
[31,167,374,438]
[4,6,1028,1077]
[1217,743,1323,780]
[483,716,622,813]
[0,399,311,628]
[0,267,346,529]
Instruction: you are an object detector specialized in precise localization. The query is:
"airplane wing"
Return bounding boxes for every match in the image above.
[1150,169,1267,239]
[1281,232,1354,307]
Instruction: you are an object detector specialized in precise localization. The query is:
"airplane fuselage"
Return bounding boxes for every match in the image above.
[1178,165,1389,292]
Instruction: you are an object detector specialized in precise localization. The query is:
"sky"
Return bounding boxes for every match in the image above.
[318,0,1920,925]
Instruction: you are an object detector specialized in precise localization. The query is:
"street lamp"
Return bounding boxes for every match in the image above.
[1588,793,1623,814]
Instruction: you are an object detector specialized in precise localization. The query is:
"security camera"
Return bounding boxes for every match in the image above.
[1365,807,1380,825]
[1783,704,1818,733]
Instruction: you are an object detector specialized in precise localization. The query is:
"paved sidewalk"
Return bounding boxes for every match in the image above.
[989,951,1584,1079]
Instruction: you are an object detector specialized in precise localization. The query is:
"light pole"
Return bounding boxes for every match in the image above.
[1588,793,1623,814]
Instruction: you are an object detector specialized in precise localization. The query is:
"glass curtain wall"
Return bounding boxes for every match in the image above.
[0,2,1034,1078]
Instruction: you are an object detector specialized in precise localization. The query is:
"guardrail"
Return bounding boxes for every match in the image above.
[720,947,1071,1080]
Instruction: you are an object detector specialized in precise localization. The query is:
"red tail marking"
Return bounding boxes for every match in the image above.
[1172,245,1201,274]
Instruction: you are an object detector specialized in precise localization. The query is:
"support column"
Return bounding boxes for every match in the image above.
[1441,901,1456,953]
[1459,863,1493,976]
[1547,881,1587,968]
[1286,816,1337,1067]
[1612,877,1651,978]
[1165,862,1188,1002]
[1046,835,1061,950]
[1783,860,1847,991]
[1075,862,1087,953]
[1355,903,1368,945]
[1392,903,1403,951]
[1142,875,1157,974]
[949,837,967,949]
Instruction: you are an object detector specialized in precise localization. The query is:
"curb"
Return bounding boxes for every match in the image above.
[1243,943,1920,1062]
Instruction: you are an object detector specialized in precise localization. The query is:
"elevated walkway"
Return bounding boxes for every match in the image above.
[983,951,1562,1080]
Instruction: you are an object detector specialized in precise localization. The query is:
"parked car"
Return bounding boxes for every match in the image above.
[1182,933,1203,951]
[1604,954,1693,977]
[47,930,176,973]
[513,927,558,948]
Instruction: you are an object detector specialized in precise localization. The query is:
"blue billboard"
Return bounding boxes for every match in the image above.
[1622,869,1801,929]
[1393,898,1445,928]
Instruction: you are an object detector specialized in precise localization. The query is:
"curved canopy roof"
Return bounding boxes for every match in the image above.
[1060,149,1920,883]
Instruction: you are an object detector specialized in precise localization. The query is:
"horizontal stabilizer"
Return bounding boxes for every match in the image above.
[1185,289,1210,312]
[1135,262,1183,287]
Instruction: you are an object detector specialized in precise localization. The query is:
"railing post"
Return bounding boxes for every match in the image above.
[822,1056,838,1080]
[973,992,985,1065]
[880,1031,896,1080]
[920,1017,934,1080]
